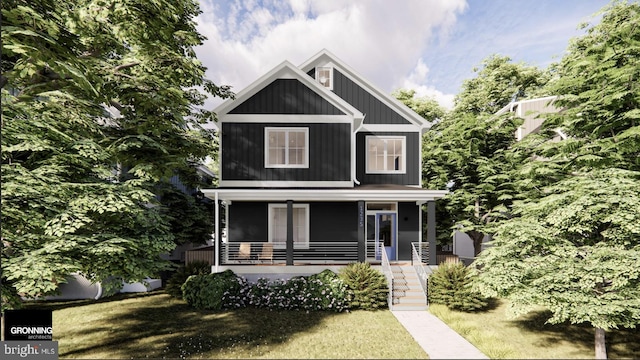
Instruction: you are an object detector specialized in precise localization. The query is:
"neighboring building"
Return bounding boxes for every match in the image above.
[202,49,448,274]
[452,96,561,261]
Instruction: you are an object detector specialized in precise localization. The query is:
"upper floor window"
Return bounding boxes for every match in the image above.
[366,136,406,174]
[315,67,333,90]
[265,127,309,168]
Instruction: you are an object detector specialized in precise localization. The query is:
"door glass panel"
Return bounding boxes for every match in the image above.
[379,214,392,247]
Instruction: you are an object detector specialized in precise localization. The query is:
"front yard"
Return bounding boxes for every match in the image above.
[36,291,427,359]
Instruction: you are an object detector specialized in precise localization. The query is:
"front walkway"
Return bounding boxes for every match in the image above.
[392,310,488,359]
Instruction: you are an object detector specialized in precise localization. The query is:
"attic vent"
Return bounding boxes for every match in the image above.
[315,66,333,90]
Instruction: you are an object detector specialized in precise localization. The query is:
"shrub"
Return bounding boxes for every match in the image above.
[246,270,351,312]
[165,260,210,299]
[338,262,388,310]
[427,262,488,312]
[182,270,247,310]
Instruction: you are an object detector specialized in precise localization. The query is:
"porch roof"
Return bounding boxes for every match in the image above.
[202,185,448,204]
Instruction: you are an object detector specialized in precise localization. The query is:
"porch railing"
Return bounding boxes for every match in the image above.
[380,242,394,310]
[221,241,359,264]
[411,242,432,300]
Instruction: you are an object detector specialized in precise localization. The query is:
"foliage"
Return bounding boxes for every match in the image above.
[157,183,214,246]
[393,89,445,122]
[181,270,247,310]
[1,0,232,306]
[165,260,211,299]
[246,270,351,312]
[474,169,640,328]
[338,263,388,310]
[419,56,549,253]
[474,3,640,357]
[428,262,488,312]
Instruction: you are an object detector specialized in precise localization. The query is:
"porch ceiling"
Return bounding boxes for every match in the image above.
[202,185,448,203]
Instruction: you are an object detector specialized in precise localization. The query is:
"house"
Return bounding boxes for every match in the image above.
[201,50,447,281]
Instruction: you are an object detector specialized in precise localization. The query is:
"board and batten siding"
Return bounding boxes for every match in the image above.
[229,79,345,115]
[356,131,421,185]
[227,202,358,243]
[308,68,411,125]
[221,122,351,182]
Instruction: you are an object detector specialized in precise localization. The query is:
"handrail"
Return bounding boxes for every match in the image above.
[380,244,394,310]
[411,242,431,301]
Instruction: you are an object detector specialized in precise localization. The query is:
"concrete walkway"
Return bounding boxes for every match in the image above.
[392,310,488,359]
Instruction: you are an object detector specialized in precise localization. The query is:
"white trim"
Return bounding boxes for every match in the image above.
[299,49,431,129]
[358,124,420,132]
[268,203,310,249]
[365,136,407,174]
[213,61,363,121]
[203,188,448,202]
[264,127,309,168]
[315,66,333,90]
[220,114,353,123]
[219,180,354,188]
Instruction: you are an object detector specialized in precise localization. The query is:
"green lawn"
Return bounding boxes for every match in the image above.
[429,300,640,359]
[32,291,428,359]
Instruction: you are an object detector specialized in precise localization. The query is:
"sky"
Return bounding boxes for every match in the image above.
[194,0,610,111]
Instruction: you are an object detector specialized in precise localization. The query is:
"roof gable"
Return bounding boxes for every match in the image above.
[214,61,363,121]
[299,49,432,130]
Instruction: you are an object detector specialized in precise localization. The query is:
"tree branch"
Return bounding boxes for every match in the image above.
[114,62,140,72]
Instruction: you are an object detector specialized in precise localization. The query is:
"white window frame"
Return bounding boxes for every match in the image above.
[365,136,406,174]
[268,204,310,249]
[315,66,333,90]
[265,127,309,168]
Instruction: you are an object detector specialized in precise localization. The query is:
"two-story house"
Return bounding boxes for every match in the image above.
[202,50,447,278]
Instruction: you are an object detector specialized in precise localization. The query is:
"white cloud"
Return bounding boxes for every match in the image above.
[397,58,455,110]
[195,0,467,110]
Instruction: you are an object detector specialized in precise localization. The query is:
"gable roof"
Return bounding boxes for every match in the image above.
[213,60,363,121]
[299,49,432,130]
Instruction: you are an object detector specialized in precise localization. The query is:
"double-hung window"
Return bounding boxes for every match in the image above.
[366,136,406,173]
[268,204,309,249]
[265,127,309,168]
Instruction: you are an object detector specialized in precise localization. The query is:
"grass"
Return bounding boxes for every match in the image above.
[28,291,428,359]
[429,299,640,359]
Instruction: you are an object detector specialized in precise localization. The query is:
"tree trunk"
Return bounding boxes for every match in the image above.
[595,327,607,359]
[467,230,485,257]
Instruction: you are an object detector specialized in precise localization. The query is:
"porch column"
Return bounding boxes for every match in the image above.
[427,200,437,265]
[214,192,219,272]
[357,200,365,262]
[286,200,294,265]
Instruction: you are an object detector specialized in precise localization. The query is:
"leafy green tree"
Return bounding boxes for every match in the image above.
[475,2,640,358]
[1,0,231,305]
[420,56,548,254]
[392,89,445,122]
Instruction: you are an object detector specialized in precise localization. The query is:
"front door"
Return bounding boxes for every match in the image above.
[367,212,397,261]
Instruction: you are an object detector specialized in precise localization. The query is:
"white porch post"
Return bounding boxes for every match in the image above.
[418,201,423,260]
[214,191,219,273]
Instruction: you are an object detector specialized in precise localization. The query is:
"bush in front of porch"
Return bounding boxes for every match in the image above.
[338,262,389,310]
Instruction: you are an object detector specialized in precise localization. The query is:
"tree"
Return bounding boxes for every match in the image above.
[1,0,231,306]
[420,56,549,254]
[475,2,640,358]
[392,89,445,122]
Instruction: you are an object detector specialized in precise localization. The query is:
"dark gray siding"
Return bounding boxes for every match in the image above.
[397,202,419,260]
[228,202,268,242]
[227,202,358,243]
[229,79,344,115]
[309,202,358,241]
[332,69,411,125]
[222,123,351,182]
[356,131,420,185]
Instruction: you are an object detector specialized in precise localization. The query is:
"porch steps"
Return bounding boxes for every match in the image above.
[390,264,428,311]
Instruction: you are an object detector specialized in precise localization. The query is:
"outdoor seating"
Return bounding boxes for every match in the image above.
[237,242,251,262]
[258,243,273,264]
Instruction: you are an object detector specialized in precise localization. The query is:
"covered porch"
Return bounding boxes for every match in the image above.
[201,185,447,271]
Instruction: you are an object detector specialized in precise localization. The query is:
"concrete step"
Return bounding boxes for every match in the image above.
[391,303,428,311]
[394,296,427,305]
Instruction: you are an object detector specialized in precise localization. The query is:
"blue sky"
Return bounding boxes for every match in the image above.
[195,0,609,109]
